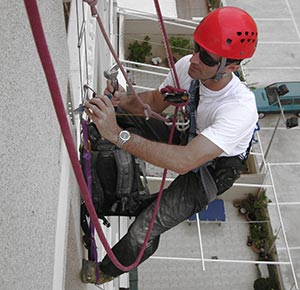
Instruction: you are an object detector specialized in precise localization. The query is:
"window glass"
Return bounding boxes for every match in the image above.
[281,99,292,105]
[293,98,300,104]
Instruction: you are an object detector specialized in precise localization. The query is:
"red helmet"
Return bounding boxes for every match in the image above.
[194,7,258,59]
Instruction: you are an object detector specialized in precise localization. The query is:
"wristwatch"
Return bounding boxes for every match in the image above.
[116,130,131,148]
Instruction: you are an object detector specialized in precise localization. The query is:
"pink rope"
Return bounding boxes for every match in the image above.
[153,0,180,89]
[83,0,168,123]
[23,0,176,272]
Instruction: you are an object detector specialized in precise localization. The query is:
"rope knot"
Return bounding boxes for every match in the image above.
[83,0,98,17]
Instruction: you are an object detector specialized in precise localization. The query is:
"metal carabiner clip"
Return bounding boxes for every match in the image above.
[164,114,190,132]
[73,84,97,115]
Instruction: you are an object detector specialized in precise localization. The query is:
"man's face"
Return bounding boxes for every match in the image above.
[188,44,222,81]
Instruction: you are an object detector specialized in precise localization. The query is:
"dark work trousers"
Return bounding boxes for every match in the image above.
[99,109,209,277]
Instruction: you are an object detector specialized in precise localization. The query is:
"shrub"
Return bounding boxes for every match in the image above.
[253,277,274,290]
[169,36,193,57]
[128,36,152,63]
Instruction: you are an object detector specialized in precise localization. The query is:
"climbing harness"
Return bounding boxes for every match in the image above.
[161,85,190,131]
[164,112,190,132]
[186,79,259,202]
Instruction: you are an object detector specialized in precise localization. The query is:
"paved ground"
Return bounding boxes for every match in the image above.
[132,0,300,289]
[228,0,300,289]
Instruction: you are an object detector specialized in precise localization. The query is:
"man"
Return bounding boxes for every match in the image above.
[81,6,258,284]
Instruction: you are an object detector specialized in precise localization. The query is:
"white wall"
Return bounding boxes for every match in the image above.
[0,1,71,290]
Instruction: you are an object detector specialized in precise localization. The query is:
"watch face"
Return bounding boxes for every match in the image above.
[120,130,130,141]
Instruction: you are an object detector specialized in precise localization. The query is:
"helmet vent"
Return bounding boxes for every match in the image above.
[226,38,232,46]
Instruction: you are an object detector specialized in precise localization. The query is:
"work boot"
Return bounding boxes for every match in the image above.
[81,259,115,284]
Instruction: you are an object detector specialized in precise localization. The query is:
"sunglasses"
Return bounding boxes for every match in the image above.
[194,42,220,67]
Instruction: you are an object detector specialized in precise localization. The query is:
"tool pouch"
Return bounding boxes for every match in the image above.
[80,123,153,220]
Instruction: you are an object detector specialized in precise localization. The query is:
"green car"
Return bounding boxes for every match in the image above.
[253,82,300,119]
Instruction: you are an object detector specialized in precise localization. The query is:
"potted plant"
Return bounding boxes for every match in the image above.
[233,198,241,208]
[246,235,253,247]
[128,36,152,63]
[254,191,269,210]
[253,277,275,290]
[169,36,193,58]
[239,199,253,215]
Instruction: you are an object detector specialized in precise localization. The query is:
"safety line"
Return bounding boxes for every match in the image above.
[23,0,154,272]
[24,0,184,274]
[153,0,180,89]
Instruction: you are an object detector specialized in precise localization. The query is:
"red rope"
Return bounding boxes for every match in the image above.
[23,0,176,273]
[23,0,138,272]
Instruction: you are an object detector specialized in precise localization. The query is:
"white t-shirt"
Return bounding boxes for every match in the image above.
[159,55,258,157]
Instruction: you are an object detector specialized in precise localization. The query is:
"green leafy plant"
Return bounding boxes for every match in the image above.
[254,191,269,210]
[128,36,152,63]
[253,277,275,290]
[169,36,193,57]
[208,0,222,10]
[250,224,267,242]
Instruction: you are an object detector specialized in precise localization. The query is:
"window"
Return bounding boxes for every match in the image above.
[280,99,292,105]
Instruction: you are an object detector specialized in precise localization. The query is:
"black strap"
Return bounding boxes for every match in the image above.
[188,79,199,140]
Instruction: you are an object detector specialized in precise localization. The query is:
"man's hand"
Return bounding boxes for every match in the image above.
[104,80,126,107]
[85,95,121,143]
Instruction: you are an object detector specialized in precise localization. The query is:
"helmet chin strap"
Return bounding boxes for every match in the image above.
[213,57,227,81]
[201,57,228,85]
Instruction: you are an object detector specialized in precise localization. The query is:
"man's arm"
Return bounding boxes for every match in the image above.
[120,132,223,174]
[118,89,170,114]
[85,95,223,174]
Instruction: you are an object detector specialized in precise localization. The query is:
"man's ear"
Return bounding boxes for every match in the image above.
[225,63,240,73]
